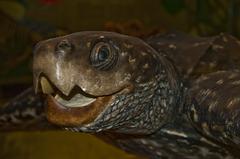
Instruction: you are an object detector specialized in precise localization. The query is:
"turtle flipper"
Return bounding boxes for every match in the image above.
[188,71,240,151]
[0,87,58,131]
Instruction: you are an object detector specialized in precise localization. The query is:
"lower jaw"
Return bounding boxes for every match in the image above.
[46,95,113,127]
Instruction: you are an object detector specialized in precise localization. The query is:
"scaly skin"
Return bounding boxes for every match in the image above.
[1,32,240,158]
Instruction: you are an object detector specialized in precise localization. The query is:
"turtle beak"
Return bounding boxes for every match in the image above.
[40,76,54,94]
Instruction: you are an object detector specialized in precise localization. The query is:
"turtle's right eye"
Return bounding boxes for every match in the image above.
[90,41,118,71]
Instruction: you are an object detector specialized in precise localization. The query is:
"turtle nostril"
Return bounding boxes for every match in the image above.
[55,39,73,55]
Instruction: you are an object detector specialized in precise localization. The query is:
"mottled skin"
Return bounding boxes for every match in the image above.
[1,32,240,158]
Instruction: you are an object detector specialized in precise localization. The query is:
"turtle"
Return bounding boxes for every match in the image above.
[1,31,240,159]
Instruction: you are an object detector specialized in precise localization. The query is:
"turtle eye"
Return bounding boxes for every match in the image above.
[97,45,110,62]
[90,42,118,71]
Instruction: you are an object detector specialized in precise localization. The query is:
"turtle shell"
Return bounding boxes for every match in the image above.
[147,32,240,154]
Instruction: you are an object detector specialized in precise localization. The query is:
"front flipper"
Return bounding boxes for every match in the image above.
[0,87,58,131]
[188,71,240,155]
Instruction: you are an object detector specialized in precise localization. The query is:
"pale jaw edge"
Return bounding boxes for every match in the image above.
[54,94,96,108]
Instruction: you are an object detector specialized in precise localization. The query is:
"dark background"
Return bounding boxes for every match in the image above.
[0,0,240,158]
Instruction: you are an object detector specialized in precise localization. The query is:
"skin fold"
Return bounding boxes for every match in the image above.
[1,31,240,158]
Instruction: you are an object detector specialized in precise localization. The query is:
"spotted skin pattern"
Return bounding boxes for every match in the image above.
[189,71,240,151]
[0,88,57,131]
[1,32,240,158]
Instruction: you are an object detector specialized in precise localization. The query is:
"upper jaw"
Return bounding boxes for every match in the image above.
[39,76,97,108]
[34,75,114,127]
[34,72,75,97]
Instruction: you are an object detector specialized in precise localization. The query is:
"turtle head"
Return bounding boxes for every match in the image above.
[33,31,182,134]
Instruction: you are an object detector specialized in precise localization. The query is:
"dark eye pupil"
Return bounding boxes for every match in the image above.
[98,46,109,61]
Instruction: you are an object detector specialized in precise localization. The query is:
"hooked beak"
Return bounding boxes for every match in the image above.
[34,75,113,127]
